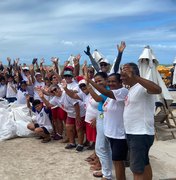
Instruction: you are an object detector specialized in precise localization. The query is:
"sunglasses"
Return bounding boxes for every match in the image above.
[88,71,94,73]
[50,88,57,93]
[79,84,86,89]
[100,63,108,67]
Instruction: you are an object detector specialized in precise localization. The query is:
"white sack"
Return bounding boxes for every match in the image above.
[10,104,33,137]
[0,108,17,141]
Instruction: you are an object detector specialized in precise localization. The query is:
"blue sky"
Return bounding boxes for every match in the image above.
[0,0,176,66]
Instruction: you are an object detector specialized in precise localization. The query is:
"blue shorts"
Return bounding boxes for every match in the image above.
[108,137,128,161]
[126,134,154,173]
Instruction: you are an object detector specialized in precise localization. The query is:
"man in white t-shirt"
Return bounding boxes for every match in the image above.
[121,63,162,180]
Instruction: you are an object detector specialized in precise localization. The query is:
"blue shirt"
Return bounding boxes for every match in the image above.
[97,86,110,112]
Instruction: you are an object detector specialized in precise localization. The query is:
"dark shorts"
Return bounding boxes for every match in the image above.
[6,97,17,103]
[126,134,154,173]
[108,138,128,161]
[34,123,50,135]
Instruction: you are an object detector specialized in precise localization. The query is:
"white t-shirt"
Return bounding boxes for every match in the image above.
[123,83,155,135]
[16,89,28,104]
[103,87,128,139]
[50,91,85,118]
[32,107,53,133]
[0,84,7,98]
[77,91,89,109]
[67,80,80,92]
[21,73,34,97]
[6,82,17,98]
[85,95,99,123]
[33,81,45,101]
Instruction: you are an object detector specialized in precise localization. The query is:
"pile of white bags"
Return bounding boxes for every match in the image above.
[0,99,34,141]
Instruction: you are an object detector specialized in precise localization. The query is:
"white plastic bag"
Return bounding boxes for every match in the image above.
[0,108,17,141]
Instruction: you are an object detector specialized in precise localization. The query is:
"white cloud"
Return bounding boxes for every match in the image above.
[0,0,176,65]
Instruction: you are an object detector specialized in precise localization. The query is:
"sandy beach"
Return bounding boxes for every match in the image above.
[0,137,176,180]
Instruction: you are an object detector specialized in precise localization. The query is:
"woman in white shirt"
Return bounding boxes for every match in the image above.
[88,73,128,180]
[38,85,86,152]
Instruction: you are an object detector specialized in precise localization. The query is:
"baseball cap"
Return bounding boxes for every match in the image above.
[64,66,74,71]
[63,71,73,76]
[78,79,86,85]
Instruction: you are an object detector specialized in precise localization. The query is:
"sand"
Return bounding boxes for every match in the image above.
[0,137,176,180]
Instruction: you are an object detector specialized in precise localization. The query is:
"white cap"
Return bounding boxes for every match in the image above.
[99,58,109,64]
[35,72,41,76]
[22,66,29,70]
[78,79,86,85]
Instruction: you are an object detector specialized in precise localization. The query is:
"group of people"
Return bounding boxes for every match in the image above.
[0,42,162,180]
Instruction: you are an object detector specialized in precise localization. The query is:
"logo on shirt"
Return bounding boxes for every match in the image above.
[40,113,43,117]
[103,101,108,112]
[125,95,129,106]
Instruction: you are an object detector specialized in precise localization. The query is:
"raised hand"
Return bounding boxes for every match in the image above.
[84,46,91,56]
[32,58,38,65]
[26,94,30,101]
[37,89,44,98]
[64,60,70,67]
[15,58,20,64]
[29,64,34,71]
[61,79,67,89]
[117,41,126,53]
[73,54,81,66]
[7,57,11,62]
[40,58,45,64]
[83,66,90,84]
[51,57,58,63]
[121,64,133,79]
[90,118,96,128]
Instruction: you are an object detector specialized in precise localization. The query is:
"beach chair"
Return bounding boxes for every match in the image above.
[154,100,176,140]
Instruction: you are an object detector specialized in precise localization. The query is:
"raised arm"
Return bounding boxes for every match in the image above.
[38,90,54,108]
[73,54,81,77]
[62,79,81,100]
[135,76,162,94]
[88,78,115,99]
[51,57,59,74]
[113,41,126,73]
[122,64,162,94]
[84,46,100,72]
[86,84,103,102]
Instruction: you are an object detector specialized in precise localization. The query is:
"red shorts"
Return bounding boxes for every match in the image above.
[51,107,67,121]
[86,122,96,142]
[66,116,86,129]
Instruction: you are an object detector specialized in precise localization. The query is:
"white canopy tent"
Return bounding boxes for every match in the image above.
[92,49,105,63]
[138,46,176,139]
[138,45,173,106]
[92,49,117,73]
[67,55,75,67]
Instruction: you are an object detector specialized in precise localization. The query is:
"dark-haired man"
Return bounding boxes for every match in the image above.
[121,63,162,180]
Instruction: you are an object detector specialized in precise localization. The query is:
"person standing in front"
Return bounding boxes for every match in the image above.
[121,63,162,180]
